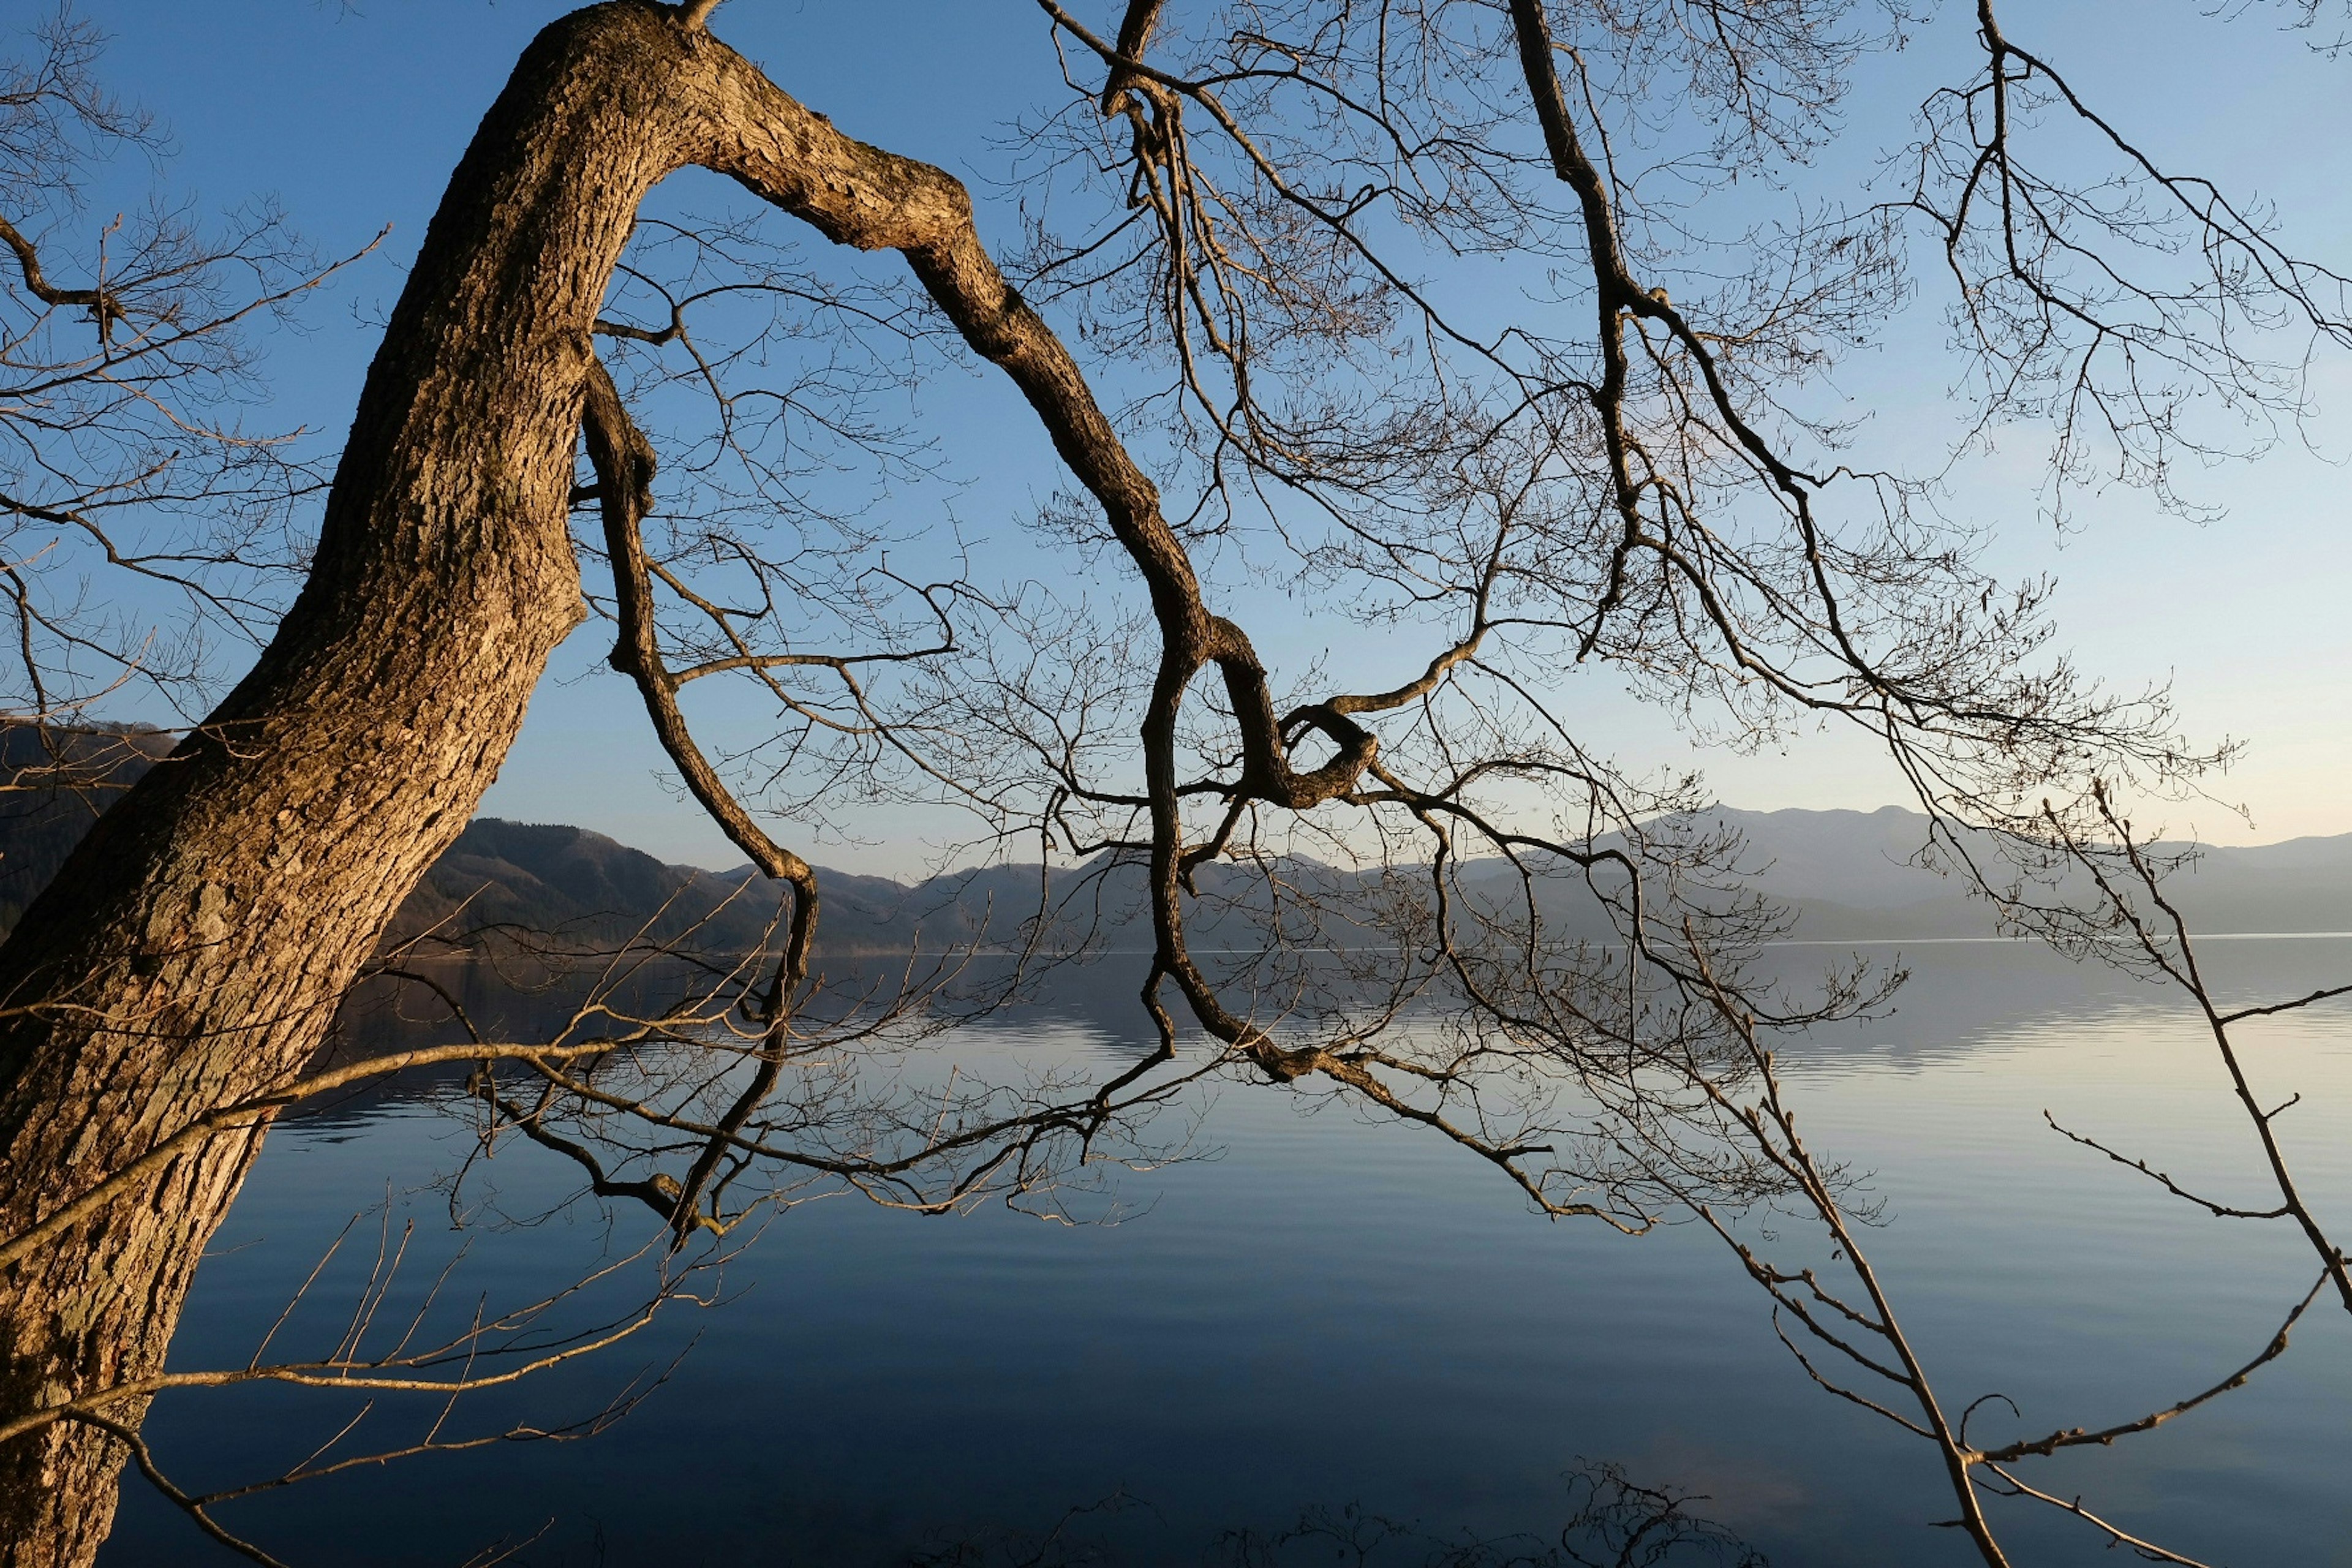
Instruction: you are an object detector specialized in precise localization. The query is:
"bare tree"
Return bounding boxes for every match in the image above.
[1621,943,2334,1567]
[2035,788,2352,1306]
[0,6,369,744]
[0,1,2343,1563]
[0,7,1265,1552]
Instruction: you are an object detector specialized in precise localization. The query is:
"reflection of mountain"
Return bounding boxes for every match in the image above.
[8,726,2352,951]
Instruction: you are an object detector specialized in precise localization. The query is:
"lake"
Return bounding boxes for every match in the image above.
[100,938,2352,1566]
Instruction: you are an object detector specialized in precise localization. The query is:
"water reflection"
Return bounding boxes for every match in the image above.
[910,1464,1769,1567]
[104,940,2352,1566]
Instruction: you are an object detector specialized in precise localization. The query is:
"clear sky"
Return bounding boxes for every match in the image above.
[54,0,2352,873]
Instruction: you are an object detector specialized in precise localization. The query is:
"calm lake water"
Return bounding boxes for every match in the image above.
[100,940,2352,1566]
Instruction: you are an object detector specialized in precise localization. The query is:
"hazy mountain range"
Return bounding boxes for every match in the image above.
[7,725,2351,951]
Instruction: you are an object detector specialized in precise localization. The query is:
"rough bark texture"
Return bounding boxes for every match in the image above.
[0,6,750,1559]
[0,1,1226,1555]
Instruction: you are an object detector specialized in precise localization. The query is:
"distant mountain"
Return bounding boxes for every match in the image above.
[2147,832,2352,935]
[387,821,1053,956]
[1642,805,2352,939]
[0,727,1067,956]
[1691,805,1978,912]
[6,724,2350,952]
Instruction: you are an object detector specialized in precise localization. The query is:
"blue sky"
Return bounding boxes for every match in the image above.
[56,0,2352,873]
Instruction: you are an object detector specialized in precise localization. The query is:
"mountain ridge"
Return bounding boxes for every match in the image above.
[6,726,2350,950]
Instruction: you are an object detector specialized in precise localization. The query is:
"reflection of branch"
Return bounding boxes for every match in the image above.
[1660,935,2306,1568]
[2044,787,2352,1313]
[0,1251,702,1452]
[582,354,818,1236]
[24,1218,698,1568]
[62,1409,291,1568]
[471,1077,704,1232]
[0,1039,627,1273]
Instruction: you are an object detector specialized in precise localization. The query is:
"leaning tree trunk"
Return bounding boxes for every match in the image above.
[0,6,837,1559]
[0,2,1150,1555]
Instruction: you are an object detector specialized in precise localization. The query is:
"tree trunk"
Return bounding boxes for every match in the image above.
[0,2,1152,1554]
[0,6,722,1558]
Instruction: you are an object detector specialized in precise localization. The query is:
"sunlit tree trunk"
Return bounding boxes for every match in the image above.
[0,0,1158,1550]
[0,6,698,1557]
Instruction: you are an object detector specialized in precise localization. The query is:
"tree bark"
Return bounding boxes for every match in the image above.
[0,6,766,1559]
[0,1,1209,1553]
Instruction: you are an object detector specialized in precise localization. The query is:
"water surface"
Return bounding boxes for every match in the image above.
[104,940,2352,1566]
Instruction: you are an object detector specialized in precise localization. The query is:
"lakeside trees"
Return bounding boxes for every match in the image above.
[0,3,2345,1564]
